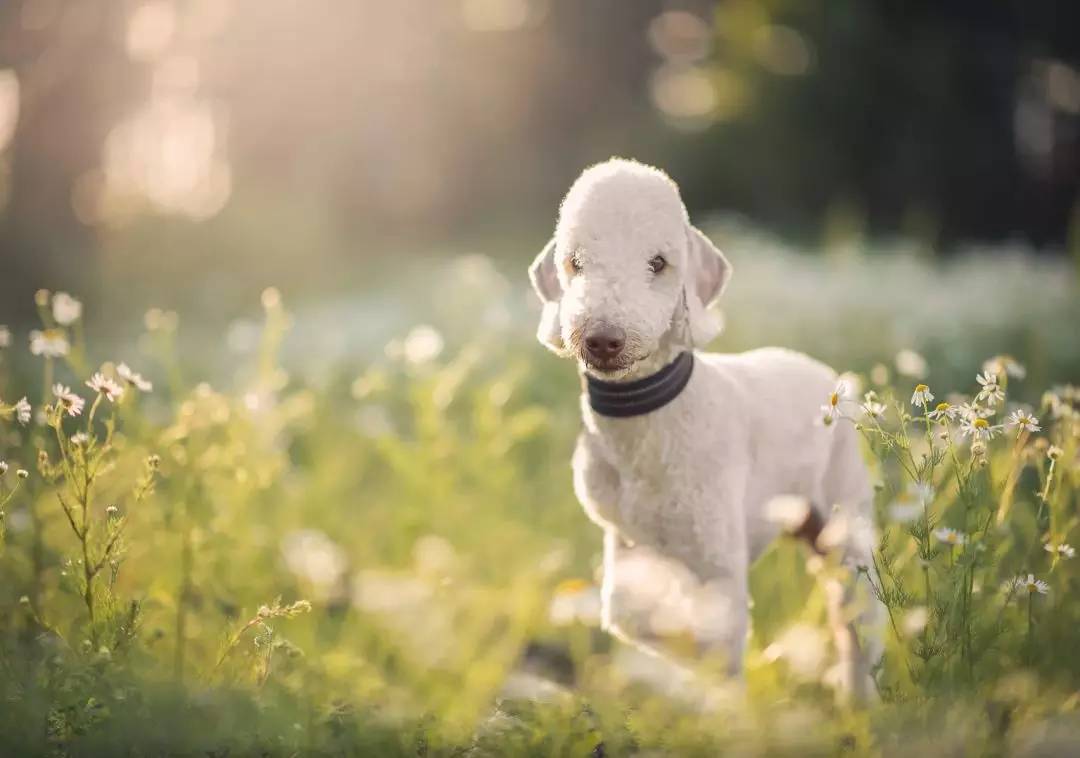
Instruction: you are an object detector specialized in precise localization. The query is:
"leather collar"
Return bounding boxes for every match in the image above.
[586,351,694,418]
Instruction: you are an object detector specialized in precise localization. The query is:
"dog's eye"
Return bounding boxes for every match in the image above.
[648,255,667,275]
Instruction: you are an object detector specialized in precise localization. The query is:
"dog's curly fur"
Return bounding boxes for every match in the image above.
[529,158,883,699]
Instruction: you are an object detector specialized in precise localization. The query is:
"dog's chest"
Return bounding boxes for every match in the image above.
[600,422,712,561]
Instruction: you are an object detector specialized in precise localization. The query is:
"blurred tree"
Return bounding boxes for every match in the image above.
[0,0,1077,322]
[0,1,140,320]
[672,0,1079,249]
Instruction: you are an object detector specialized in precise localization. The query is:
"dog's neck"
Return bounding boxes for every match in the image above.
[582,349,694,418]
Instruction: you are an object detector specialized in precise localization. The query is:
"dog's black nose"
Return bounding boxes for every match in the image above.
[584,325,626,361]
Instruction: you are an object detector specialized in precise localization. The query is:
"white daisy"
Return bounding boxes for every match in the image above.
[889,502,922,523]
[1047,445,1063,462]
[910,383,934,408]
[52,384,86,417]
[86,373,124,403]
[116,363,152,392]
[52,292,82,326]
[14,397,31,425]
[820,380,851,424]
[983,355,1026,381]
[960,416,1002,441]
[29,329,70,358]
[1045,543,1075,559]
[934,527,967,547]
[975,371,1005,406]
[1008,574,1049,595]
[1006,409,1040,434]
[910,481,934,505]
[895,349,928,379]
[957,400,993,421]
[927,402,956,422]
[860,391,886,419]
[0,325,10,348]
[70,432,89,446]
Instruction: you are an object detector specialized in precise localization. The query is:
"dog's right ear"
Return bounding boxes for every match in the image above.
[528,237,566,353]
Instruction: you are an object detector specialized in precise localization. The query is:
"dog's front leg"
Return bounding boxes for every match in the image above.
[693,472,752,677]
[572,432,623,532]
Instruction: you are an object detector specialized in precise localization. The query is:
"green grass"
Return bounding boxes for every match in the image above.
[1,254,1079,756]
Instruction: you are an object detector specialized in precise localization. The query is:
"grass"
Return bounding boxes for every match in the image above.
[0,245,1079,755]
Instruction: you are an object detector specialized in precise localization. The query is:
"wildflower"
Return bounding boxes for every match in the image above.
[870,363,890,386]
[934,527,967,546]
[821,380,850,424]
[52,384,86,417]
[983,355,1026,381]
[116,363,152,392]
[1045,543,1075,559]
[106,505,119,518]
[0,325,10,348]
[86,373,124,403]
[957,400,993,421]
[29,329,69,358]
[910,384,934,408]
[70,432,89,446]
[1008,574,1049,595]
[14,397,30,425]
[961,416,1002,441]
[766,495,811,530]
[1048,445,1063,462]
[927,402,956,422]
[895,349,928,379]
[889,502,922,523]
[16,469,28,479]
[976,371,1005,406]
[911,481,934,505]
[861,391,886,420]
[1006,409,1040,435]
[0,461,7,476]
[52,292,82,325]
[549,578,602,627]
[901,606,929,636]
[281,530,349,601]
[402,325,444,365]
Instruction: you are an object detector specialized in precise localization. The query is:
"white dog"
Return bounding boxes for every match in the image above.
[529,158,881,700]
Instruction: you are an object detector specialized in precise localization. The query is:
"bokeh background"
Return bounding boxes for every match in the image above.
[1,0,1078,389]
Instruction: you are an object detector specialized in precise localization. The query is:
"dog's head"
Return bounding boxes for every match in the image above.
[529,158,732,379]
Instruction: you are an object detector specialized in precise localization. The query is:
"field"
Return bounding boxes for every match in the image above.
[2,232,1080,756]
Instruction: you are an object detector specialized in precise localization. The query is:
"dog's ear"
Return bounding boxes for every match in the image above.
[686,224,733,306]
[528,237,566,353]
[684,225,732,346]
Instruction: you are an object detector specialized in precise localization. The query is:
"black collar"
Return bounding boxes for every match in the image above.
[586,351,694,418]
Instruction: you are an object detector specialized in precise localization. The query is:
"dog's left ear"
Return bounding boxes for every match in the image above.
[684,224,733,346]
[687,224,733,305]
[528,237,567,353]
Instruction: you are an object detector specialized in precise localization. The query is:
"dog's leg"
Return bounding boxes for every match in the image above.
[573,433,624,532]
[600,531,701,688]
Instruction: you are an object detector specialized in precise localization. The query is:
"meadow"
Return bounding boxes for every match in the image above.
[1,232,1079,756]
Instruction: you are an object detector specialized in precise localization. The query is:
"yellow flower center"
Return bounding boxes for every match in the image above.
[915,384,928,394]
[1026,582,1037,593]
[973,418,988,429]
[555,578,590,595]
[829,393,839,407]
[935,403,949,413]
